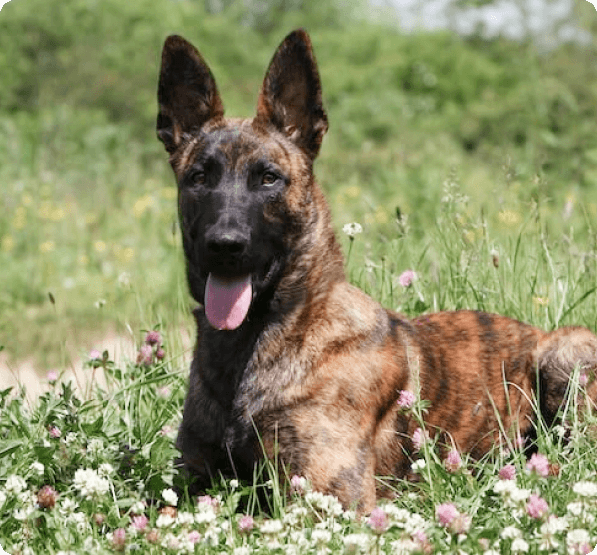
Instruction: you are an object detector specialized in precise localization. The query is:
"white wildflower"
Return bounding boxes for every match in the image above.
[229,479,239,490]
[0,491,6,507]
[567,502,584,516]
[30,462,44,476]
[343,222,363,238]
[343,533,371,553]
[87,438,105,457]
[5,475,27,495]
[389,538,420,554]
[14,506,34,521]
[511,538,529,553]
[98,463,114,477]
[59,497,78,515]
[130,500,146,514]
[233,547,252,555]
[501,526,522,540]
[162,488,178,506]
[311,528,332,545]
[260,519,284,535]
[73,468,110,499]
[69,511,90,533]
[566,529,591,553]
[156,513,175,528]
[573,481,597,498]
[195,507,217,525]
[65,432,78,445]
[177,511,194,526]
[411,459,426,472]
[305,491,343,516]
[493,480,530,507]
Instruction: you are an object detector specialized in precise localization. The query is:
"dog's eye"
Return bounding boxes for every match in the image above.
[261,172,278,187]
[190,170,205,185]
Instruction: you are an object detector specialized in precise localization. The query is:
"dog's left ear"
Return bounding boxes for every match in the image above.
[157,35,224,154]
[255,29,328,160]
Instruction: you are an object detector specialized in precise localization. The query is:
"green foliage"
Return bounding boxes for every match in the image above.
[1,0,597,366]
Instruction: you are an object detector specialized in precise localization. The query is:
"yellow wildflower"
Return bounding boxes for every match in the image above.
[1,235,15,253]
[533,296,550,307]
[498,210,522,227]
[94,240,107,253]
[39,241,55,253]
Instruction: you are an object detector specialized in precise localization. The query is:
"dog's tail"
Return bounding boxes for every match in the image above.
[535,326,597,426]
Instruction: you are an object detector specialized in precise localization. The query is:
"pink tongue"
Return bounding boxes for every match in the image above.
[205,273,252,330]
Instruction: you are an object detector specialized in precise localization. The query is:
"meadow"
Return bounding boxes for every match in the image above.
[1,0,597,552]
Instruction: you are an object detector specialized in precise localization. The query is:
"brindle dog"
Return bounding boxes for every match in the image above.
[157,29,597,512]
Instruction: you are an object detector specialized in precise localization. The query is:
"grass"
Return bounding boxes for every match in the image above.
[2,5,597,552]
[1,350,596,554]
[2,185,597,553]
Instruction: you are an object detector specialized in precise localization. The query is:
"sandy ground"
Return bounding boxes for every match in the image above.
[0,324,195,402]
[0,332,139,401]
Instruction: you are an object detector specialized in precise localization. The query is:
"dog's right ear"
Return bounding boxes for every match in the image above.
[157,35,224,154]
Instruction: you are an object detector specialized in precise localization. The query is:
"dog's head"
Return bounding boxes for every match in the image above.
[157,30,330,330]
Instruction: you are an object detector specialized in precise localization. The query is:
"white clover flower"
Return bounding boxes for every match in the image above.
[162,488,178,506]
[65,432,78,445]
[573,481,597,498]
[229,479,239,490]
[69,511,90,533]
[566,528,591,552]
[343,533,371,553]
[411,459,426,472]
[30,462,44,476]
[511,538,529,553]
[493,480,530,507]
[59,497,78,515]
[501,526,522,540]
[284,506,308,527]
[311,529,332,545]
[73,468,110,499]
[5,475,27,495]
[260,519,284,535]
[542,515,569,534]
[130,500,146,514]
[567,501,584,516]
[177,511,194,526]
[14,506,34,521]
[233,547,252,555]
[156,513,175,528]
[98,463,114,477]
[195,508,217,525]
[86,438,105,457]
[343,222,363,238]
[161,533,180,550]
[389,538,419,554]
[536,518,565,552]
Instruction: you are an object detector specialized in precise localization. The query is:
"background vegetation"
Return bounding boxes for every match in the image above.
[1,0,597,370]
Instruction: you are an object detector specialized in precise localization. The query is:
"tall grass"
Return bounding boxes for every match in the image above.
[1,196,596,553]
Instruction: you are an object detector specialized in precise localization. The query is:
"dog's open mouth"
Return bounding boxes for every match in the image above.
[205,273,252,330]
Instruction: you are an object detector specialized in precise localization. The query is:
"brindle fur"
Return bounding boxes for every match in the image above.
[157,29,597,512]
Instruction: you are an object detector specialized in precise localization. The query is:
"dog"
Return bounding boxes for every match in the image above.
[157,29,597,513]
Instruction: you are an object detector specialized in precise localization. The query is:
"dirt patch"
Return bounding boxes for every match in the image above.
[0,327,194,402]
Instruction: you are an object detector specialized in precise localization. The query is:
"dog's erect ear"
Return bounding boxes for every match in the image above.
[157,35,224,154]
[255,29,328,160]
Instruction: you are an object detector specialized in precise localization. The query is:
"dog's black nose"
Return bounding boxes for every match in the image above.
[205,230,249,257]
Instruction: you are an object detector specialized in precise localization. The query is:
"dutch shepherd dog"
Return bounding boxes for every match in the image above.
[157,29,597,512]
